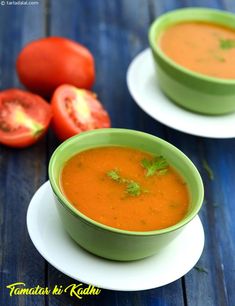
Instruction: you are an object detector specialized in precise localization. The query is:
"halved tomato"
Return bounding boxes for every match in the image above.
[0,89,52,148]
[51,85,111,141]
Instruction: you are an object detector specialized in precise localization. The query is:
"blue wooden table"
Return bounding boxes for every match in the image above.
[0,0,235,305]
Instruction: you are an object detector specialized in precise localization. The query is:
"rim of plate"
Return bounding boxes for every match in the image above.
[27,181,205,291]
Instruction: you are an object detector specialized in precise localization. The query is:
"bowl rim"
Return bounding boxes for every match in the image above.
[149,7,235,85]
[49,128,204,236]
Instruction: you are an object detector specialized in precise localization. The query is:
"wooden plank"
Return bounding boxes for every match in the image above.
[148,1,235,306]
[221,0,235,12]
[164,132,230,306]
[152,0,225,12]
[147,2,214,306]
[47,0,184,305]
[150,1,235,306]
[0,2,47,306]
[183,0,223,9]
[49,0,166,136]
[184,137,235,306]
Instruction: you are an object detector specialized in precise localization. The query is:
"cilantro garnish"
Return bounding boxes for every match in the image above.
[194,266,208,274]
[202,159,214,180]
[107,169,144,197]
[126,181,142,197]
[107,169,121,182]
[141,156,168,177]
[219,38,235,50]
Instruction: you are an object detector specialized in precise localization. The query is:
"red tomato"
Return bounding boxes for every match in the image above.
[0,89,52,148]
[16,37,95,97]
[51,85,111,141]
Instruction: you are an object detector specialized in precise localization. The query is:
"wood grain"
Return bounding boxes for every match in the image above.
[0,2,48,306]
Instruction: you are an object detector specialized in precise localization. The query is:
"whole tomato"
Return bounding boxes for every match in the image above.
[16,37,95,97]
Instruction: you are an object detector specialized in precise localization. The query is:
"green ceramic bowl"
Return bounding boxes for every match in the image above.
[49,128,204,261]
[149,8,235,115]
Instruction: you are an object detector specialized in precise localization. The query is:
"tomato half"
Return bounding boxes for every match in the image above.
[51,85,111,141]
[0,89,52,148]
[16,37,95,97]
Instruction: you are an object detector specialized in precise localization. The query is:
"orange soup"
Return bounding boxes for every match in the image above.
[160,21,235,79]
[60,146,189,231]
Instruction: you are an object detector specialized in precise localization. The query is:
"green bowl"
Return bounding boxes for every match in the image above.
[49,128,204,261]
[149,8,235,115]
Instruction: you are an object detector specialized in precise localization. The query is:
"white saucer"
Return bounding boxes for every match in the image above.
[27,181,204,291]
[127,48,235,138]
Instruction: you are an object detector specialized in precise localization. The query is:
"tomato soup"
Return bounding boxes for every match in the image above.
[60,147,189,231]
[160,21,235,79]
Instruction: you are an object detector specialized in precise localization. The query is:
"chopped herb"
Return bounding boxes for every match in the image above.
[169,202,179,208]
[219,38,235,50]
[126,181,142,197]
[214,55,225,62]
[208,49,226,62]
[106,169,146,197]
[158,169,168,176]
[194,266,208,274]
[141,156,168,177]
[107,169,121,182]
[202,159,214,180]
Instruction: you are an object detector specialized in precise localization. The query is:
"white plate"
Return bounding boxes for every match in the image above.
[27,181,204,291]
[127,48,235,138]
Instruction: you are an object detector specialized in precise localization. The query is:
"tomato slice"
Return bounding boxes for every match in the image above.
[51,85,111,141]
[0,89,52,148]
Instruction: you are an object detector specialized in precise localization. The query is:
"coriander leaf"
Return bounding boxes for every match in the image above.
[106,169,146,197]
[219,39,235,50]
[107,169,121,182]
[202,159,214,180]
[141,156,168,177]
[141,159,151,170]
[194,266,208,274]
[126,181,142,197]
[158,169,168,176]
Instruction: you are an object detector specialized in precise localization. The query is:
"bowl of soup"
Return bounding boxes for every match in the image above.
[149,8,235,115]
[49,128,203,261]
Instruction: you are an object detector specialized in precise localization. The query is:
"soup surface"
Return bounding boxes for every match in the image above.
[61,146,189,231]
[160,21,235,79]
